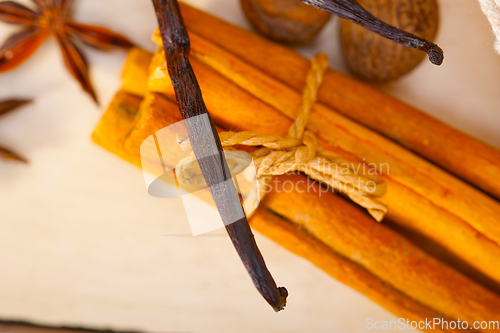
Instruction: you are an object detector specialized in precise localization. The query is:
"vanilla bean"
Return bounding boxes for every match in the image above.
[302,0,444,65]
[151,0,287,311]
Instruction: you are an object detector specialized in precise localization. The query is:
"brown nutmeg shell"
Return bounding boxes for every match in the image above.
[240,0,331,43]
[340,0,440,82]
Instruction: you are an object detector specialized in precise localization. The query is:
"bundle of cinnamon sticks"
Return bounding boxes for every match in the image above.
[93,3,500,331]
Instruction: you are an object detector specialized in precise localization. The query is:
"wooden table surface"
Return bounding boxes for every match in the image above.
[0,0,499,332]
[0,321,139,333]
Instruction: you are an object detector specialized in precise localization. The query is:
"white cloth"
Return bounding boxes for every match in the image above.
[478,0,500,54]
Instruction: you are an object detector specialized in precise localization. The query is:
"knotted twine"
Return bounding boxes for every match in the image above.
[478,0,500,54]
[176,54,387,221]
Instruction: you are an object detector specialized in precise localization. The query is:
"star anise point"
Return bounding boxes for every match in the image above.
[0,0,134,103]
[0,98,32,163]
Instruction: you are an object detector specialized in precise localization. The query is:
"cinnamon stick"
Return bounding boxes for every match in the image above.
[174,2,500,202]
[263,173,500,328]
[93,91,464,332]
[157,30,500,252]
[147,48,500,286]
[92,90,500,331]
[92,90,143,167]
[120,48,153,97]
[250,208,467,333]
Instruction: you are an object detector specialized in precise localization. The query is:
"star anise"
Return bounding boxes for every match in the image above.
[0,0,134,103]
[0,98,31,163]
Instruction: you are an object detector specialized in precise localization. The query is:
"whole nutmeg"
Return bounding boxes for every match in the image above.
[240,0,331,43]
[340,0,440,82]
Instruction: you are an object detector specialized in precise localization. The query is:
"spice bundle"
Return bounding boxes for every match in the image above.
[93,3,500,329]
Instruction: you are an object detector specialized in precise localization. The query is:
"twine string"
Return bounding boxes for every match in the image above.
[177,54,388,221]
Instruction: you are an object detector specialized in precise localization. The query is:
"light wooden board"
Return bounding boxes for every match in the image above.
[0,0,499,332]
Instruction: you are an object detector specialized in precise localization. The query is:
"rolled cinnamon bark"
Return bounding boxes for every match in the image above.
[250,208,469,333]
[92,90,143,167]
[174,3,500,202]
[179,32,500,245]
[147,49,500,286]
[92,90,500,331]
[263,173,500,327]
[120,47,153,97]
